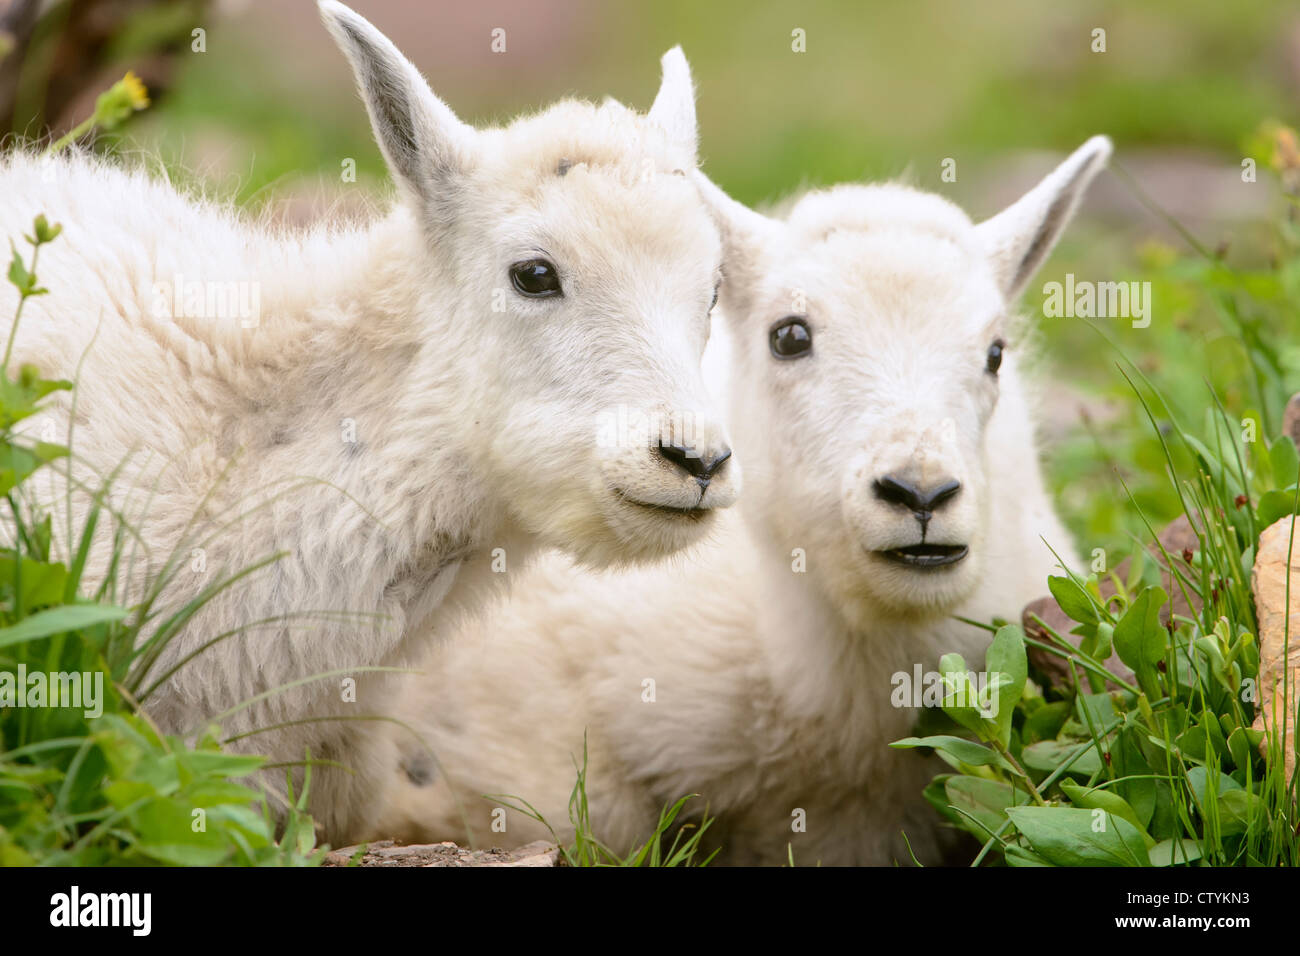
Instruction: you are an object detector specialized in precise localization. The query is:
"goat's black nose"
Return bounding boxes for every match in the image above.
[656,442,732,486]
[873,475,961,519]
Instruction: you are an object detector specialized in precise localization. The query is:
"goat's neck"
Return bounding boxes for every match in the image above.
[220,208,504,622]
[749,541,942,730]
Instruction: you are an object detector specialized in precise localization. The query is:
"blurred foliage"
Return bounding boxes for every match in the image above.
[1045,122,1300,554]
[127,0,1297,200]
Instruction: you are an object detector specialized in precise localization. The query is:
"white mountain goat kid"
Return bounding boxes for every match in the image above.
[376,137,1111,864]
[0,1,738,842]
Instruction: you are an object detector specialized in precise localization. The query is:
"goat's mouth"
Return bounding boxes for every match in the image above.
[878,543,969,568]
[613,491,712,521]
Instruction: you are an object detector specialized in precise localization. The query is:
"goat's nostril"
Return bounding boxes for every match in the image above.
[656,442,731,484]
[874,475,962,515]
[874,475,925,512]
[926,479,961,510]
[700,446,731,481]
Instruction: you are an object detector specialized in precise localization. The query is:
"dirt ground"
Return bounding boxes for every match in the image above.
[323,839,560,868]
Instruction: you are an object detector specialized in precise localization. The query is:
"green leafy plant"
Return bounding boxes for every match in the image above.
[895,129,1300,866]
[903,551,1287,867]
[0,214,323,866]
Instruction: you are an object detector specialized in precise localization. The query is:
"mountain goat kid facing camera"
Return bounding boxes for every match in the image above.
[0,0,736,843]
[375,137,1110,865]
[697,138,1110,624]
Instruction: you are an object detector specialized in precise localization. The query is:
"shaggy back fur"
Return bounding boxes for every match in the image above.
[375,138,1111,864]
[0,1,739,842]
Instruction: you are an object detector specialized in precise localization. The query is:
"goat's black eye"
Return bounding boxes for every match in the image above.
[986,338,1005,375]
[770,317,812,359]
[710,283,720,312]
[509,259,563,298]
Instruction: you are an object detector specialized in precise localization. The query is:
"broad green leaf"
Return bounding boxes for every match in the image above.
[1006,806,1152,867]
[1149,837,1203,866]
[1076,692,1117,730]
[0,603,128,648]
[125,752,182,798]
[1270,437,1300,488]
[1112,586,1168,696]
[984,625,1028,747]
[1048,575,1097,624]
[1226,727,1254,773]
[1255,489,1300,529]
[0,554,68,610]
[1058,780,1153,845]
[7,244,29,292]
[177,750,265,779]
[1185,765,1243,835]
[922,775,962,825]
[1194,635,1228,682]
[890,735,1010,770]
[1218,789,1266,836]
[0,438,67,496]
[0,369,72,429]
[205,804,273,847]
[131,799,233,866]
[938,652,967,675]
[945,775,1032,839]
[1203,713,1228,759]
[1115,731,1157,828]
[1004,843,1052,867]
[1173,725,1207,762]
[1021,739,1103,776]
[103,778,156,810]
[1023,700,1071,743]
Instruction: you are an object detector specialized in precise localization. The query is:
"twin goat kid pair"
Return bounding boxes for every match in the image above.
[377,150,1110,864]
[0,1,1107,864]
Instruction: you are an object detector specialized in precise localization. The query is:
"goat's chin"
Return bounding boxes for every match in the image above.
[842,550,985,620]
[596,499,721,567]
[525,494,721,570]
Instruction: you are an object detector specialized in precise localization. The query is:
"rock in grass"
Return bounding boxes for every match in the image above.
[1250,517,1300,780]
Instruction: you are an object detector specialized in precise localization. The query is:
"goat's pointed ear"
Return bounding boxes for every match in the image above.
[692,171,781,314]
[647,47,698,165]
[320,1,475,208]
[975,135,1112,302]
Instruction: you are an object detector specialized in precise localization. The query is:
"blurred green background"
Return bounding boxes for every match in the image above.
[117,1,1295,204]
[8,0,1300,563]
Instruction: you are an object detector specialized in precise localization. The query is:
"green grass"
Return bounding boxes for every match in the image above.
[491,735,719,867]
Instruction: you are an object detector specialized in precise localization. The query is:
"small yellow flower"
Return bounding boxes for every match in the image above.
[121,71,150,110]
[93,71,151,131]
